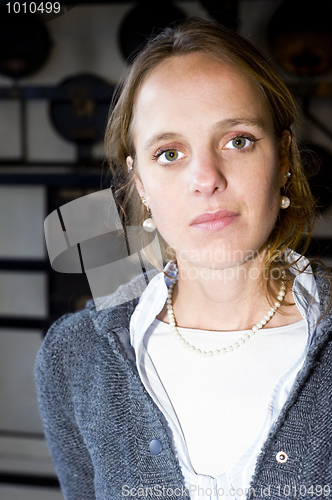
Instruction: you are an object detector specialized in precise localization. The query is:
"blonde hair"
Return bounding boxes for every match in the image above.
[105,18,317,301]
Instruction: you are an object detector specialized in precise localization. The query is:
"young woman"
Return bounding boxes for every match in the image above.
[35,19,332,500]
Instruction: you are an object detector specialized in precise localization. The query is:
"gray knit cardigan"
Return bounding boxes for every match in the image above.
[35,269,332,500]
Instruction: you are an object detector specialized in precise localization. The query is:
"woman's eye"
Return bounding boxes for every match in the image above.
[155,149,185,164]
[164,150,179,161]
[225,136,253,149]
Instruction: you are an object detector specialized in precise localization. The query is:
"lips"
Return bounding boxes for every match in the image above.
[189,209,240,231]
[191,210,239,226]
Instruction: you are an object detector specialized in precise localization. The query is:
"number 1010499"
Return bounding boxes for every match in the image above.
[6,2,61,14]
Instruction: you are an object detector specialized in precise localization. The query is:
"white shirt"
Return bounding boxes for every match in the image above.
[129,255,320,499]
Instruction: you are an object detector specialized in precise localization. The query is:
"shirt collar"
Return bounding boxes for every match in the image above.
[289,252,320,341]
[130,251,320,353]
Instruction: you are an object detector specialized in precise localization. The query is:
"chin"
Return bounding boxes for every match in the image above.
[175,240,269,273]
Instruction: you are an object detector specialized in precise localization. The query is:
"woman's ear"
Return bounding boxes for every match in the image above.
[126,156,147,200]
[135,176,147,200]
[279,131,291,187]
[126,156,133,172]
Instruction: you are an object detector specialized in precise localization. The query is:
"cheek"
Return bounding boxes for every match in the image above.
[237,153,281,219]
[255,150,281,192]
[150,194,180,230]
[142,171,181,212]
[257,164,281,221]
[145,185,183,246]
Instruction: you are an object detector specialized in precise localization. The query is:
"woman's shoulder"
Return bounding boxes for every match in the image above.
[34,301,131,396]
[312,262,332,292]
[309,261,332,315]
[35,269,160,376]
[34,307,94,390]
[91,267,160,312]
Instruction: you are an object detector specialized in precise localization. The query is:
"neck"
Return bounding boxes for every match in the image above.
[172,252,281,332]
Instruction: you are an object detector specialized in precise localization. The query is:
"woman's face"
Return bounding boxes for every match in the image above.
[129,52,290,271]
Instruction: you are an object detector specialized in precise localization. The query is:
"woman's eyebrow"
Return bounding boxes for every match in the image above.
[144,132,184,151]
[144,118,266,150]
[213,117,266,131]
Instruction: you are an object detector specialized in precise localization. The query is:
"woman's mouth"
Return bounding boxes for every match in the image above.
[190,210,240,231]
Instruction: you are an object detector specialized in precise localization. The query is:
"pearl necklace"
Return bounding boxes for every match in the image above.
[166,273,286,357]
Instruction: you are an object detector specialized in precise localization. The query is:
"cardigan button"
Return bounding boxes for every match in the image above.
[276,451,288,463]
[149,439,162,455]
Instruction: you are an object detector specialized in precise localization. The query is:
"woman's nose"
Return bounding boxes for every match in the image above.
[188,152,227,196]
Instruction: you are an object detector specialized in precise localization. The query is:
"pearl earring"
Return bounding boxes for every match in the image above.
[141,197,156,232]
[280,195,290,209]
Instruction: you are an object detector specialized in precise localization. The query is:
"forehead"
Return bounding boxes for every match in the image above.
[132,53,274,141]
